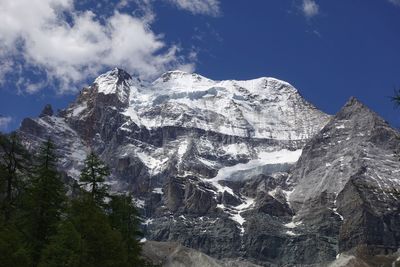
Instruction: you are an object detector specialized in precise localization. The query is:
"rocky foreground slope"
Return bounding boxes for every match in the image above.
[17,68,400,266]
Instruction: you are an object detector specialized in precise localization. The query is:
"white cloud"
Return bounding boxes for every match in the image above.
[0,116,12,130]
[0,0,194,93]
[302,0,319,18]
[166,0,220,16]
[0,60,15,86]
[388,0,400,6]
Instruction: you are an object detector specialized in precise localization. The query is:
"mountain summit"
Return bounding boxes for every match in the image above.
[17,69,400,266]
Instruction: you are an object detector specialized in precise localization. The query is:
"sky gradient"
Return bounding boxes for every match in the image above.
[0,0,399,131]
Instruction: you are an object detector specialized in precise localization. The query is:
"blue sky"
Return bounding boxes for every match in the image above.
[0,0,400,131]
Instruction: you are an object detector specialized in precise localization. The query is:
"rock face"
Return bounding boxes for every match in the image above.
[39,104,54,117]
[142,241,262,267]
[17,68,400,266]
[288,97,400,260]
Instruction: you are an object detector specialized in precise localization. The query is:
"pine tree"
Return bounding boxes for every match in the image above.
[24,138,66,266]
[40,197,129,267]
[0,133,31,267]
[0,223,31,267]
[38,220,82,267]
[79,152,110,206]
[391,87,400,106]
[0,132,30,222]
[109,194,144,265]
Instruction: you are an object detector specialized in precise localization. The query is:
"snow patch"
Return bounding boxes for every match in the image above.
[134,199,145,208]
[122,107,142,126]
[152,187,163,194]
[143,218,153,225]
[177,139,189,162]
[332,208,344,221]
[284,220,302,229]
[137,152,168,175]
[214,149,302,182]
[229,196,255,234]
[71,103,87,117]
[286,230,297,236]
[222,143,250,155]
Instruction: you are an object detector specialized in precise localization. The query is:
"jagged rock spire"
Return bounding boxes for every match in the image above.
[39,104,53,117]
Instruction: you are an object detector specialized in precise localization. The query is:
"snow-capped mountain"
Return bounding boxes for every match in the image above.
[17,68,400,266]
[66,68,328,139]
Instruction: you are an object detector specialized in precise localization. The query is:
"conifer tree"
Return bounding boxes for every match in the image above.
[109,194,144,265]
[38,219,82,267]
[0,223,31,267]
[0,132,30,222]
[79,152,110,206]
[40,197,129,267]
[0,133,31,267]
[392,88,400,106]
[24,138,66,266]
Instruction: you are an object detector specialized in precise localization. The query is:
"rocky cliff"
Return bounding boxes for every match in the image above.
[17,68,400,266]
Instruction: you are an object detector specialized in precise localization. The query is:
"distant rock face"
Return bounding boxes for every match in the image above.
[142,241,262,267]
[288,97,400,261]
[17,69,400,266]
[39,104,54,117]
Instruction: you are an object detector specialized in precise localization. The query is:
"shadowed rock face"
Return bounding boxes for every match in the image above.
[39,104,53,117]
[16,68,400,266]
[288,97,400,263]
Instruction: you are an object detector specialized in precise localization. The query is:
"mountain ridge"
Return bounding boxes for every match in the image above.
[16,68,400,266]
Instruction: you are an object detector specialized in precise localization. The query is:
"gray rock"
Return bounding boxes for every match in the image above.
[16,69,400,266]
[142,241,262,267]
[39,104,53,117]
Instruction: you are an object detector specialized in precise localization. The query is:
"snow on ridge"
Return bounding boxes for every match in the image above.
[152,70,216,91]
[93,68,137,103]
[153,69,296,92]
[101,67,330,140]
[222,77,297,95]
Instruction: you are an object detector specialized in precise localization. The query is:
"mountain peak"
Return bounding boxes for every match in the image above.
[91,68,137,104]
[95,68,133,85]
[335,97,381,123]
[39,104,54,117]
[155,70,212,85]
[344,96,365,108]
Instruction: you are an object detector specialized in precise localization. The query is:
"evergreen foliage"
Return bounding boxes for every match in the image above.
[391,88,400,107]
[0,223,31,267]
[79,152,110,206]
[38,220,82,267]
[40,198,128,267]
[109,194,144,265]
[24,138,66,265]
[0,136,146,266]
[0,132,31,222]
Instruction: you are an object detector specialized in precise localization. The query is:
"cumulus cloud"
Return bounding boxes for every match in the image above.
[0,0,194,93]
[0,116,12,130]
[166,0,220,16]
[302,0,319,18]
[388,0,400,6]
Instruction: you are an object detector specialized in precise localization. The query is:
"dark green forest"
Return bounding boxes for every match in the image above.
[0,133,149,267]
